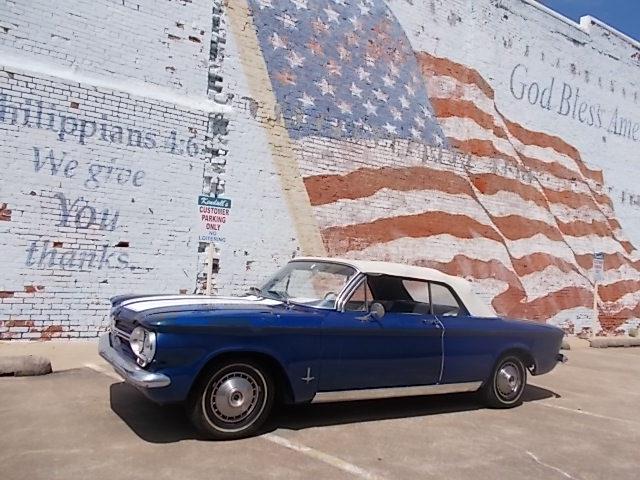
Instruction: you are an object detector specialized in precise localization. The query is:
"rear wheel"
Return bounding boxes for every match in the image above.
[480,354,527,408]
[188,360,274,440]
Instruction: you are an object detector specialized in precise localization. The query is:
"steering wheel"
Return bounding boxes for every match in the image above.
[323,291,338,301]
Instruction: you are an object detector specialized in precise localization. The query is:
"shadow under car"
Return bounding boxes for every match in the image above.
[108,382,559,443]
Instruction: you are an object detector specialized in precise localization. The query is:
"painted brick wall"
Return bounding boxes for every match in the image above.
[0,0,226,339]
[0,0,211,94]
[219,0,640,334]
[1,0,639,339]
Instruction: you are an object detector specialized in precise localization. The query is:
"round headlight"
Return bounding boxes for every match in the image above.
[129,327,156,367]
[130,327,146,356]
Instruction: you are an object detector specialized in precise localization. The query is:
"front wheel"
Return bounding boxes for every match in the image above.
[480,355,527,408]
[188,360,274,440]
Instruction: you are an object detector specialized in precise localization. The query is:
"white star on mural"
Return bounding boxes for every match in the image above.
[336,100,353,115]
[326,60,342,76]
[350,82,363,98]
[364,53,375,67]
[357,1,370,15]
[363,100,378,116]
[337,46,350,61]
[405,84,416,97]
[349,16,362,30]
[277,12,298,29]
[270,32,287,50]
[372,88,389,102]
[324,6,340,23]
[298,92,315,108]
[383,122,398,135]
[315,78,335,96]
[382,74,396,87]
[357,67,371,83]
[287,51,305,68]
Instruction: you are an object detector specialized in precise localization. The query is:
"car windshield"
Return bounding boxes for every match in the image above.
[259,261,357,309]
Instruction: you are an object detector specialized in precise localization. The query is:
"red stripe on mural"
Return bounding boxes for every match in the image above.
[502,118,604,184]
[599,280,640,303]
[431,98,509,139]
[304,166,474,206]
[557,219,613,238]
[491,215,563,242]
[511,253,580,277]
[509,286,594,321]
[471,174,548,209]
[321,212,503,253]
[448,138,519,165]
[416,52,495,99]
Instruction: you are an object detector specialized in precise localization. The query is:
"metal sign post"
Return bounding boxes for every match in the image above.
[593,252,604,324]
[205,242,215,296]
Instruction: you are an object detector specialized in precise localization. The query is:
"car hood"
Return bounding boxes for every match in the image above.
[111,294,285,326]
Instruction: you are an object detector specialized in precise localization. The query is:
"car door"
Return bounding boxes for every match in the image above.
[430,281,495,384]
[319,275,443,391]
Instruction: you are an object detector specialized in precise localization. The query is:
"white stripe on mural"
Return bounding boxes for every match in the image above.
[313,188,491,229]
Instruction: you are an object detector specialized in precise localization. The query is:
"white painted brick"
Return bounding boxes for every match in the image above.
[1,0,639,339]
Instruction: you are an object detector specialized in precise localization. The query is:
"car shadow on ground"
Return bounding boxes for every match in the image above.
[109,383,200,442]
[109,382,559,443]
[269,384,558,432]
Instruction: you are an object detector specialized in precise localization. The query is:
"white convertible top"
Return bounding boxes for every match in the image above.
[293,257,497,318]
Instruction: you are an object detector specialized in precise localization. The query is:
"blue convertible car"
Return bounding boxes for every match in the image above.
[100,257,566,439]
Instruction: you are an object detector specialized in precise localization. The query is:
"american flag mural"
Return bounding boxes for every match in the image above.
[247,0,640,331]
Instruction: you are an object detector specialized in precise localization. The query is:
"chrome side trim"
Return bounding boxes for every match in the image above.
[311,382,482,403]
[336,273,367,312]
[98,333,170,388]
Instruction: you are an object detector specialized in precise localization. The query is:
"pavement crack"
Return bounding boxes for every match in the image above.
[526,451,579,479]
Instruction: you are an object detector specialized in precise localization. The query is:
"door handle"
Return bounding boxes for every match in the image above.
[424,318,442,328]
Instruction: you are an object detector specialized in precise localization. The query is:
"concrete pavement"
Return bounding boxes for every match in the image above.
[0,342,639,480]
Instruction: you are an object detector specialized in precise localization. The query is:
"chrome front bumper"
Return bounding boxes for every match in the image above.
[98,333,170,388]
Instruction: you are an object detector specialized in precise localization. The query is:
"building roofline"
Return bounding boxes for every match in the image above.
[522,0,639,48]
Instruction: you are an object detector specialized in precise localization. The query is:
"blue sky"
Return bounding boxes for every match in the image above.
[540,0,640,40]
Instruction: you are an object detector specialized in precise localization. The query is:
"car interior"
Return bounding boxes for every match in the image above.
[345,274,465,317]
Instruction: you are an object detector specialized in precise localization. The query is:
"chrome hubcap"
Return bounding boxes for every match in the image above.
[211,372,259,423]
[496,363,521,398]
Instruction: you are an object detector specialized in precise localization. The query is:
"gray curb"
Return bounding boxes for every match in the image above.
[589,337,640,348]
[0,355,52,376]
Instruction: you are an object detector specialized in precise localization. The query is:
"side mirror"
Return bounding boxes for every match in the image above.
[356,302,385,322]
[369,302,385,320]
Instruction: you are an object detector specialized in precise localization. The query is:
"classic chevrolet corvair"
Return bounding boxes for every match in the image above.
[99,257,566,440]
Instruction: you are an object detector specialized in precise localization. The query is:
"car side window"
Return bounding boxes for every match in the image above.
[362,274,431,314]
[344,280,372,312]
[430,282,462,317]
[401,280,431,314]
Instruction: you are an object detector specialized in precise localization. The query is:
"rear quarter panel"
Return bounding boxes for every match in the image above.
[441,316,563,384]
